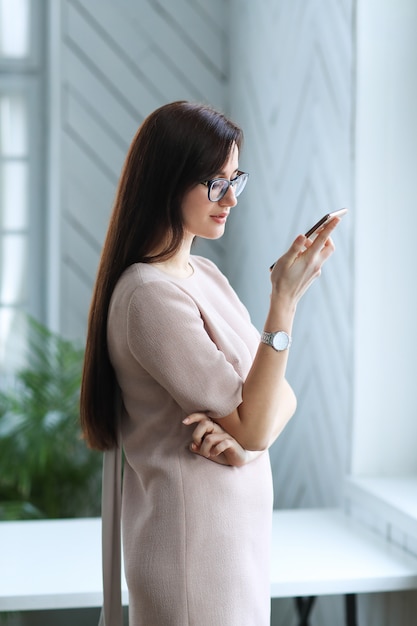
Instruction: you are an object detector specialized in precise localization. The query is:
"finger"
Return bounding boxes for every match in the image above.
[191,420,216,446]
[270,234,307,271]
[296,238,313,257]
[182,412,208,425]
[197,433,222,457]
[197,433,229,458]
[310,217,340,249]
[210,438,234,456]
[316,235,336,262]
[287,234,308,260]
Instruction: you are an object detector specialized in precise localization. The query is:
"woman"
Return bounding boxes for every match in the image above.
[80,101,341,626]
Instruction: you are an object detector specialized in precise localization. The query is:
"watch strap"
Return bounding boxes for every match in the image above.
[261,330,292,351]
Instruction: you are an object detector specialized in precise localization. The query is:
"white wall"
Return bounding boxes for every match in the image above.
[228,0,355,514]
[350,2,417,623]
[352,0,417,476]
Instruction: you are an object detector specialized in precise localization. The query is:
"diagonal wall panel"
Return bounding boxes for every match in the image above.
[228,2,354,623]
[59,0,229,338]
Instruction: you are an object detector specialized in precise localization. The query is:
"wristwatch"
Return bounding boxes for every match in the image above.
[260,330,292,352]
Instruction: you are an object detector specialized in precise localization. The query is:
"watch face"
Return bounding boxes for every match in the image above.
[272,331,290,351]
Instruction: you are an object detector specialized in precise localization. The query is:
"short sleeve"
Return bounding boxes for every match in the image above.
[125,280,244,418]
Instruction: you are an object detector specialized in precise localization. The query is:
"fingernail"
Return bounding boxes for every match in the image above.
[182,417,189,424]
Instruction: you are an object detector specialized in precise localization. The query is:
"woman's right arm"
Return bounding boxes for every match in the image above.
[184,216,341,451]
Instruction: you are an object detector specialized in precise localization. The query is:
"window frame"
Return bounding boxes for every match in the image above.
[0,0,46,368]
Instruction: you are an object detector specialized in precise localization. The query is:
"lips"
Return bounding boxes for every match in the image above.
[210,212,229,223]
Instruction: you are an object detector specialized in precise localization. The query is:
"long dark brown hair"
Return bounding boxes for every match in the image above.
[80,101,243,450]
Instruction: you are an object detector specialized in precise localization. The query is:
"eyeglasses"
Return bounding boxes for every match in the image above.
[201,171,249,202]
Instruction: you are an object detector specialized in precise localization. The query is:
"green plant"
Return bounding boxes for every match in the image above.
[0,318,102,519]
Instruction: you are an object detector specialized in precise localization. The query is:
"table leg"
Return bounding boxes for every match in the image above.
[294,594,357,626]
[294,596,316,625]
[345,594,357,626]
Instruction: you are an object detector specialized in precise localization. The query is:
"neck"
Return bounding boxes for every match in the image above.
[151,241,194,278]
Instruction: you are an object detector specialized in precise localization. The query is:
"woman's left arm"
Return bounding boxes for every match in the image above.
[184,377,295,466]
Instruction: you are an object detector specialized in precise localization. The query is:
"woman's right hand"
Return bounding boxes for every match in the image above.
[183,412,261,467]
[269,216,340,307]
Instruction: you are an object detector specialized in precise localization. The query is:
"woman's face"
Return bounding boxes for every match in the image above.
[181,143,239,242]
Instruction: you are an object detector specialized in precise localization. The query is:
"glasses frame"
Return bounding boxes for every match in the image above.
[201,170,249,202]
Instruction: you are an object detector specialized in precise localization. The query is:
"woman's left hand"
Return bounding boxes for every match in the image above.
[182,412,261,467]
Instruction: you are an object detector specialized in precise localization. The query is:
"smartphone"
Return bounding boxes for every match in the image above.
[269,208,348,270]
[304,208,348,238]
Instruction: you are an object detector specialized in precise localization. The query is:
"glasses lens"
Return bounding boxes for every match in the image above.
[207,173,249,201]
[234,173,248,197]
[209,179,228,202]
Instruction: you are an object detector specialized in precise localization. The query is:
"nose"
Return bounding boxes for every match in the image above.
[219,184,238,208]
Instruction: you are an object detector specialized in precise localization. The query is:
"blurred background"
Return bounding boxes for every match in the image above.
[1,0,417,624]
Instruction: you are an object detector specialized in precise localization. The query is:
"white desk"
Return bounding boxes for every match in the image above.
[0,517,127,611]
[1,509,417,624]
[271,509,417,625]
[271,508,417,597]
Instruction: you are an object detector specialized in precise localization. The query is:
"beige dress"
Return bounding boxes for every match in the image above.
[107,255,273,626]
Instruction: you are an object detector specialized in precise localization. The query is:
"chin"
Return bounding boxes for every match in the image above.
[202,226,227,240]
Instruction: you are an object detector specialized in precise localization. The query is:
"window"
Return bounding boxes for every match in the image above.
[0,0,45,371]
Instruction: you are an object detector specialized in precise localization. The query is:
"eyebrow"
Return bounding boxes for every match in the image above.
[216,168,239,178]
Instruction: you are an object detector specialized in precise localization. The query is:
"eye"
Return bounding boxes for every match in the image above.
[211,180,225,192]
